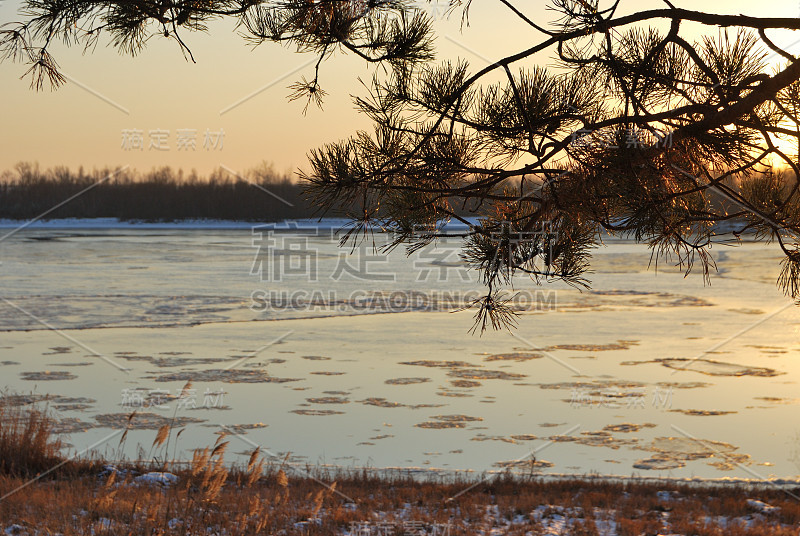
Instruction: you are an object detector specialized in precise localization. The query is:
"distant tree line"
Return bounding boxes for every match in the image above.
[0,163,317,222]
[0,162,789,226]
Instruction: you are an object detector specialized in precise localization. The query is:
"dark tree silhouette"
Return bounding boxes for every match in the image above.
[4,0,800,331]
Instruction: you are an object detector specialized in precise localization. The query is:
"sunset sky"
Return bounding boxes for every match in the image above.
[1,0,799,179]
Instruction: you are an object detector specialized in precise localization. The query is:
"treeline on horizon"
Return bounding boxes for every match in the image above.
[0,163,317,222]
[0,162,494,223]
[0,162,795,225]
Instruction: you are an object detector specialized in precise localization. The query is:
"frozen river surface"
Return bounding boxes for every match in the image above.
[1,221,799,481]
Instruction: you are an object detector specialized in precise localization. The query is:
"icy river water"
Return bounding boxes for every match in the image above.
[1,219,799,482]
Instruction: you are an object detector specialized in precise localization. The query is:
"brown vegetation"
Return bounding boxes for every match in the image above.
[1,394,798,535]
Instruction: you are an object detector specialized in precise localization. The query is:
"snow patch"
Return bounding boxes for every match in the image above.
[656,490,672,501]
[746,499,780,513]
[135,472,178,486]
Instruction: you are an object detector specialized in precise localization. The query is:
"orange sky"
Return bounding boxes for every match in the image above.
[1,0,799,179]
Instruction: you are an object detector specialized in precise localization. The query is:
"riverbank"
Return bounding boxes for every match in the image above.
[1,397,799,536]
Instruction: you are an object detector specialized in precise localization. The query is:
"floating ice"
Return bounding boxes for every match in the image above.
[307,397,349,404]
[94,412,205,430]
[291,409,344,416]
[472,434,517,444]
[385,377,431,385]
[450,379,481,388]
[20,371,76,381]
[399,360,474,368]
[621,358,783,377]
[359,397,406,408]
[753,396,798,405]
[415,421,466,429]
[436,390,473,397]
[52,417,95,434]
[483,352,543,362]
[510,434,539,441]
[603,423,656,433]
[546,432,639,450]
[668,409,736,416]
[151,369,301,383]
[539,380,646,390]
[429,414,483,423]
[205,423,267,434]
[416,414,482,429]
[633,457,685,470]
[542,340,639,352]
[447,369,526,380]
[494,458,554,469]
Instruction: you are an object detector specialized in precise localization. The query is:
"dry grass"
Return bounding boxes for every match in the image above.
[1,395,799,535]
[0,397,66,477]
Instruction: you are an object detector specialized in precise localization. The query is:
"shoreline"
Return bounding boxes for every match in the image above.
[54,457,800,488]
[0,217,754,237]
[3,456,799,535]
